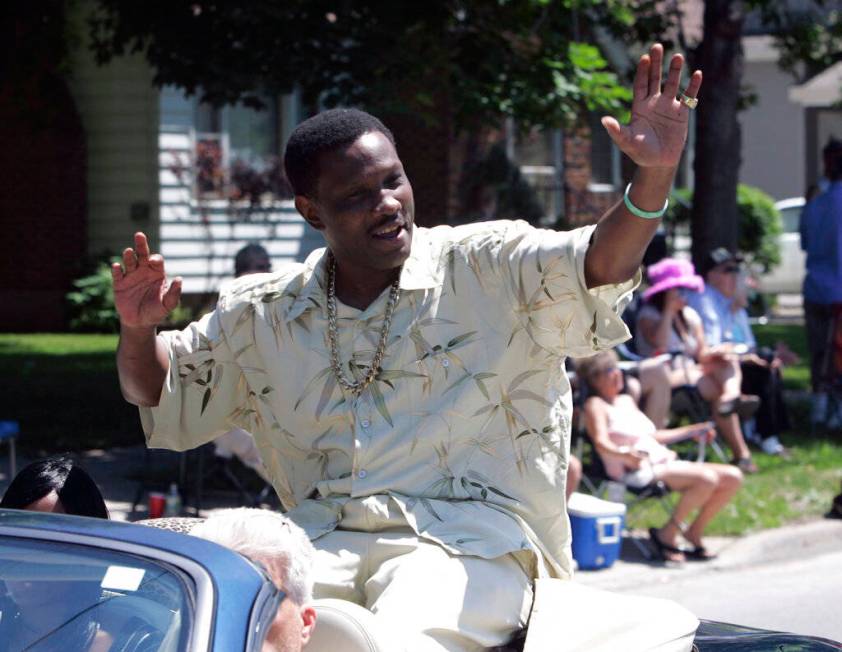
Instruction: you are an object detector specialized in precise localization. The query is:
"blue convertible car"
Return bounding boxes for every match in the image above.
[0,509,281,651]
[0,509,839,651]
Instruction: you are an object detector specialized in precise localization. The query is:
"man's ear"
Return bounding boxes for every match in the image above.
[300,605,317,645]
[295,195,325,231]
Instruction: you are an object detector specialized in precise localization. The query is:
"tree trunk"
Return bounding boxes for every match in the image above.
[691,0,746,271]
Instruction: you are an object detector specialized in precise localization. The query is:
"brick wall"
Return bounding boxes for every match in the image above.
[0,76,87,331]
[387,107,454,228]
[563,123,621,225]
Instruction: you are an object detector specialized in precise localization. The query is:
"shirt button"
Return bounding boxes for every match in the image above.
[358,469,367,479]
[442,359,450,368]
[360,419,371,429]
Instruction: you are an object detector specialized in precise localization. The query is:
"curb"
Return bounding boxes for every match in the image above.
[574,518,842,592]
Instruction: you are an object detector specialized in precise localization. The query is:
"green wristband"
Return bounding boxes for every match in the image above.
[623,183,669,219]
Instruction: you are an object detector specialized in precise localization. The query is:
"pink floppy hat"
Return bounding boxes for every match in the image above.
[642,257,705,300]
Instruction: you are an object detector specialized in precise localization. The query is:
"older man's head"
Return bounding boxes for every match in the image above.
[192,508,317,652]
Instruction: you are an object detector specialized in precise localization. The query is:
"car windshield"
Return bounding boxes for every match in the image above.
[0,536,193,652]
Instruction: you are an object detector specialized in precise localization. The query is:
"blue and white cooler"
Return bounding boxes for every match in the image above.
[568,492,626,570]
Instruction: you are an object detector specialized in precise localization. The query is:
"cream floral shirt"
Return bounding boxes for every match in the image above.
[141,220,637,579]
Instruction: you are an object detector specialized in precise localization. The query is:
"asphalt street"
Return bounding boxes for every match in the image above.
[612,549,842,642]
[576,519,842,644]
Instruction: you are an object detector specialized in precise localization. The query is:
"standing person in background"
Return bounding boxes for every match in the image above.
[688,248,794,456]
[213,243,273,481]
[234,243,272,277]
[801,139,842,425]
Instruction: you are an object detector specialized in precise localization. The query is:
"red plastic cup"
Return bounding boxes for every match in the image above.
[148,492,166,519]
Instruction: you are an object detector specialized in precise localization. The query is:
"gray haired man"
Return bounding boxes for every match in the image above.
[192,508,317,652]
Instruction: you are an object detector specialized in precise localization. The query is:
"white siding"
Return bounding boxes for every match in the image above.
[67,2,160,256]
[158,90,323,294]
[740,58,805,200]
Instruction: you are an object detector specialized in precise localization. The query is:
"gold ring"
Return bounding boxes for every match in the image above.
[679,93,698,110]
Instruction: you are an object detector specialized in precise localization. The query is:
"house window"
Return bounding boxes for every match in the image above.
[193,97,283,199]
[589,113,620,190]
[513,126,563,223]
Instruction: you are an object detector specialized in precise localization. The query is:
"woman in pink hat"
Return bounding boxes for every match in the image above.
[635,258,759,473]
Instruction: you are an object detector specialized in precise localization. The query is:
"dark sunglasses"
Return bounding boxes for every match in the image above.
[722,265,740,274]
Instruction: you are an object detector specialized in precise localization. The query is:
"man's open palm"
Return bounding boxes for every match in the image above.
[111,232,182,328]
[601,43,702,169]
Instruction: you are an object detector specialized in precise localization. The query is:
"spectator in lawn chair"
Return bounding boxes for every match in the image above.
[687,248,796,457]
[0,455,109,518]
[578,350,743,563]
[635,258,760,473]
[192,508,317,652]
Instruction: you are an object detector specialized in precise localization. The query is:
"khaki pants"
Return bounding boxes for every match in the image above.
[312,529,533,652]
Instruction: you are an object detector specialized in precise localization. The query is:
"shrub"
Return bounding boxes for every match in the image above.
[66,262,119,333]
[663,184,783,272]
[66,261,196,333]
[737,184,783,272]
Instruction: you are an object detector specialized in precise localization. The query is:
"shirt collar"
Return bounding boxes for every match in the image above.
[282,226,441,323]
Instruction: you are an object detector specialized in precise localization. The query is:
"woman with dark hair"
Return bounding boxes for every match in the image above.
[636,258,759,473]
[0,455,109,518]
[0,457,110,650]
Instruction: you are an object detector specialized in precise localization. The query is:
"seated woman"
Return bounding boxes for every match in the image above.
[1,454,109,518]
[635,258,759,473]
[578,350,743,562]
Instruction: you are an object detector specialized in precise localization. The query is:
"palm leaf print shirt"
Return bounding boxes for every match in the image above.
[141,220,637,579]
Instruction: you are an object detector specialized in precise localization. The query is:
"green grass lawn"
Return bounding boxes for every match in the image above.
[0,333,143,453]
[627,434,842,536]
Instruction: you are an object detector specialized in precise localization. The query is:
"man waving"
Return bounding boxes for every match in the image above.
[115,44,701,651]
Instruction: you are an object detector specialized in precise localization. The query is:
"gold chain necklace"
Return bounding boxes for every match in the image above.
[326,253,401,396]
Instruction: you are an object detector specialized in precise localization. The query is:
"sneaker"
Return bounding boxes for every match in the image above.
[829,402,842,430]
[811,393,829,424]
[761,436,787,456]
[718,395,760,420]
[732,457,759,474]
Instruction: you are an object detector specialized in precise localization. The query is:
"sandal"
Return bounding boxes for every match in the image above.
[648,527,685,562]
[732,457,758,474]
[718,395,760,420]
[685,544,717,561]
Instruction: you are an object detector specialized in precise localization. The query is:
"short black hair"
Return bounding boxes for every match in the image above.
[234,243,270,277]
[823,138,842,180]
[283,108,396,197]
[0,455,109,519]
[823,137,842,158]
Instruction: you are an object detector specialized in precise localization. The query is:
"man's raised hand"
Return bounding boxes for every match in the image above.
[600,43,702,169]
[111,232,182,329]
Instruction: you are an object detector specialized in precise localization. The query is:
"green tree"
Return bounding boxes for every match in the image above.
[88,1,661,130]
[88,0,836,251]
[640,0,839,270]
